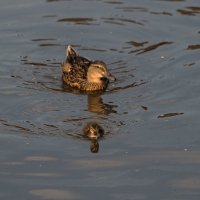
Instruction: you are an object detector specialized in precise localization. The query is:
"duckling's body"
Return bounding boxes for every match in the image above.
[61,46,115,92]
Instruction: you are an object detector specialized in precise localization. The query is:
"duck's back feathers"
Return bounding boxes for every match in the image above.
[61,46,90,88]
[66,45,90,67]
[66,45,77,62]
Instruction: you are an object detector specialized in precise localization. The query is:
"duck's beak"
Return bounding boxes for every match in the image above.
[107,73,116,81]
[105,71,116,81]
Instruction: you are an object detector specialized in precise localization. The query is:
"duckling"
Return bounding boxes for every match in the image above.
[61,45,116,92]
[82,122,104,140]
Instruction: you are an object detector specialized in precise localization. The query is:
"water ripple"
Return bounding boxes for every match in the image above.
[116,6,148,13]
[128,41,174,55]
[102,17,144,26]
[158,112,184,119]
[187,44,200,50]
[177,6,200,16]
[57,17,97,25]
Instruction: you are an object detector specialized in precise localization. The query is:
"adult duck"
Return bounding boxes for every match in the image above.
[61,46,116,92]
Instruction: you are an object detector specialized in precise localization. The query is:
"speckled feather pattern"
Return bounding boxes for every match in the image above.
[61,56,90,88]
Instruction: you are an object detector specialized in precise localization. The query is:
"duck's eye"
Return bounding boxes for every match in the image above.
[96,65,105,71]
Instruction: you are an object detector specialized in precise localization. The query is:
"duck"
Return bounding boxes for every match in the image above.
[82,122,104,140]
[61,45,116,92]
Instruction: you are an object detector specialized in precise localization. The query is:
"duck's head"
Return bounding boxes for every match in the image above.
[87,61,116,83]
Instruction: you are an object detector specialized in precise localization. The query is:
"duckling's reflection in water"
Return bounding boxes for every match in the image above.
[90,140,99,154]
[88,94,117,115]
[82,122,104,153]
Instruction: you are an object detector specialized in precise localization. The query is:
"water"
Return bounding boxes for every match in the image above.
[1,0,200,199]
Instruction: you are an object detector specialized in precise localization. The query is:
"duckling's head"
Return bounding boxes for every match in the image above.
[87,61,116,84]
[82,122,104,140]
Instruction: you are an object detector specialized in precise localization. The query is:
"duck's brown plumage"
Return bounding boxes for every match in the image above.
[61,46,116,92]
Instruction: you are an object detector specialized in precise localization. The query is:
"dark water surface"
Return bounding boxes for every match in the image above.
[1,0,200,199]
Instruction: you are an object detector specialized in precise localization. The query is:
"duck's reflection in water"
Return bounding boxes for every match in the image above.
[62,84,117,115]
[82,122,104,153]
[87,94,117,115]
